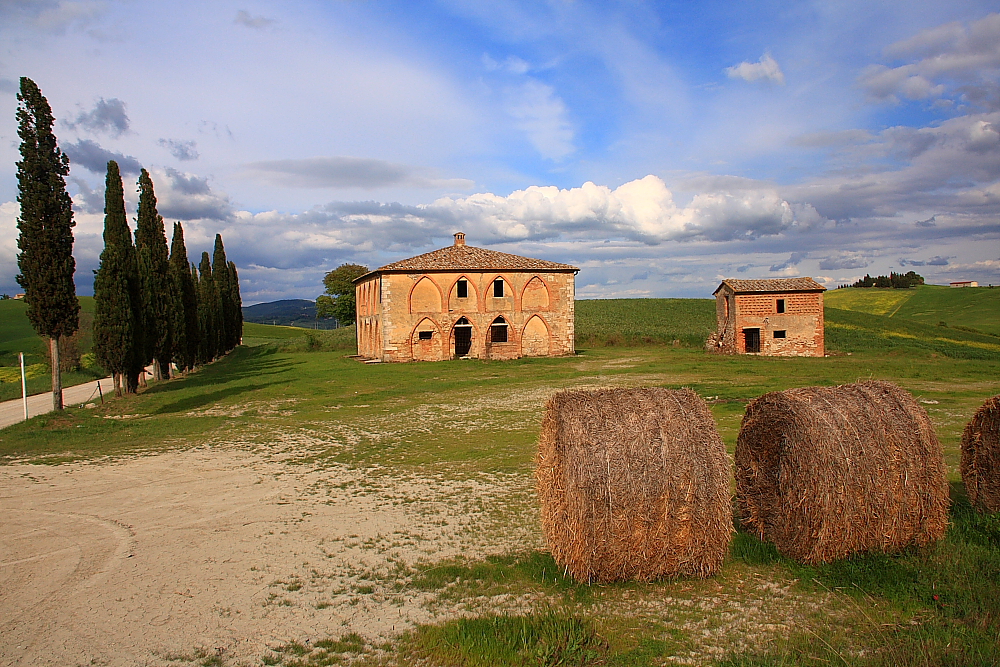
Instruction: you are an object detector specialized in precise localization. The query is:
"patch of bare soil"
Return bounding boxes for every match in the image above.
[0,446,538,667]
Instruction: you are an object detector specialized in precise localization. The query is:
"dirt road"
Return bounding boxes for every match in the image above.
[0,376,112,429]
[0,446,537,666]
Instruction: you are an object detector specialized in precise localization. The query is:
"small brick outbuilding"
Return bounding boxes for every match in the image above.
[353,233,579,362]
[710,278,826,357]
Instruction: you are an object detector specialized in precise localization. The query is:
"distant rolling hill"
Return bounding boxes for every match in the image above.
[825,284,1000,336]
[241,299,338,328]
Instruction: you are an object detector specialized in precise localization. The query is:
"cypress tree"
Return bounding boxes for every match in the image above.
[190,262,202,365]
[168,222,199,372]
[228,261,243,347]
[197,252,218,364]
[93,161,142,396]
[212,234,233,355]
[134,169,172,380]
[15,77,79,411]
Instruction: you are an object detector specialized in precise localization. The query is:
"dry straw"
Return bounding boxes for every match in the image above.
[736,380,949,564]
[536,387,732,583]
[961,395,1000,513]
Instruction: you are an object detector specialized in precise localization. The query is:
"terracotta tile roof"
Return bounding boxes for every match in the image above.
[713,277,827,294]
[359,244,578,280]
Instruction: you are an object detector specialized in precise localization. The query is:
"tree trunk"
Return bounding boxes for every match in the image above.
[114,373,123,398]
[50,337,63,411]
[152,358,163,382]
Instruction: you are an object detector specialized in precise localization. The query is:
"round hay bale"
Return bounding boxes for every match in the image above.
[736,380,949,565]
[961,395,1000,513]
[536,387,732,583]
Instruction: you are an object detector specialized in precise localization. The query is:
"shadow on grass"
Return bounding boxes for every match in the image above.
[152,379,291,414]
[141,346,307,413]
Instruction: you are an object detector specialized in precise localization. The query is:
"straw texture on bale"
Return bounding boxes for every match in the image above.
[736,381,949,565]
[961,395,1000,513]
[536,388,732,583]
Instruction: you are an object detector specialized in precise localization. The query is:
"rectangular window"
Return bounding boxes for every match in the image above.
[493,278,504,297]
[418,331,432,340]
[776,299,785,313]
[457,279,468,298]
[491,324,508,343]
[774,330,786,339]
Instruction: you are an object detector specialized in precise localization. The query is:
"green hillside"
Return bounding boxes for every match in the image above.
[575,298,716,348]
[0,297,97,366]
[0,300,42,367]
[0,297,102,401]
[825,307,1000,359]
[825,284,1000,335]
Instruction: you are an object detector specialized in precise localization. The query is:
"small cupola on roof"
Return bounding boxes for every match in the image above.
[454,232,466,246]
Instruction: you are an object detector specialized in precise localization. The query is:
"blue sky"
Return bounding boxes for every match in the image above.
[1,0,998,303]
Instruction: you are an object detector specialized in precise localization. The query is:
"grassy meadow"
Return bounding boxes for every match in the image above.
[0,297,103,400]
[826,283,1000,336]
[1,288,999,665]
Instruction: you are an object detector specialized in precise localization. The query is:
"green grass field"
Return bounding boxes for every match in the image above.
[826,284,1000,336]
[2,290,999,666]
[0,297,103,401]
[575,298,717,347]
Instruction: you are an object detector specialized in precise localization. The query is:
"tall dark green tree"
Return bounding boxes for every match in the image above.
[15,77,79,410]
[197,252,219,364]
[211,234,234,355]
[168,222,199,372]
[134,169,173,380]
[228,261,243,347]
[93,161,143,396]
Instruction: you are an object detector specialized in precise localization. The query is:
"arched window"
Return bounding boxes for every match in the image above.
[490,316,508,343]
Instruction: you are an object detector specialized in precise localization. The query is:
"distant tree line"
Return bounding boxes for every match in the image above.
[849,271,925,289]
[93,160,243,396]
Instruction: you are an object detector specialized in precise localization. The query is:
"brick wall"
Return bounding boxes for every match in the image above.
[356,270,576,362]
[714,287,824,357]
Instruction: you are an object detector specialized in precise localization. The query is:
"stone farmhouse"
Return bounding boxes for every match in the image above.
[710,278,826,357]
[353,233,579,362]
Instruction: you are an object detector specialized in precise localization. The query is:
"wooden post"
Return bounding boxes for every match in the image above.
[20,352,28,421]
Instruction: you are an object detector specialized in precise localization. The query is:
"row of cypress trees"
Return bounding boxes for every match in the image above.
[93,160,243,396]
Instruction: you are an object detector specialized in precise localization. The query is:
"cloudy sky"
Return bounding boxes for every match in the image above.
[1,1,998,303]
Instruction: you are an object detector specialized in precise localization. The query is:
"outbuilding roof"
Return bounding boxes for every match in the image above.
[713,277,827,295]
[355,235,578,282]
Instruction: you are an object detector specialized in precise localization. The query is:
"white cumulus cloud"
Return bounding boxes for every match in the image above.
[429,175,799,243]
[726,53,785,85]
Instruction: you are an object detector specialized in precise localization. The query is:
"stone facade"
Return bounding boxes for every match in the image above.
[354,233,578,362]
[711,278,826,357]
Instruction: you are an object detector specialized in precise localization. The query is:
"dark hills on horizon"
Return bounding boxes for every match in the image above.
[242,299,339,329]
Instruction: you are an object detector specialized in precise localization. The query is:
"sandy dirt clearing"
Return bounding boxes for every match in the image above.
[0,446,539,666]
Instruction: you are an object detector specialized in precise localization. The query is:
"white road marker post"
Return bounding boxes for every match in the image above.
[20,352,28,421]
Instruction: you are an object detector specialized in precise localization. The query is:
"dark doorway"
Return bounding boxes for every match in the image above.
[743,328,760,353]
[454,318,472,357]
